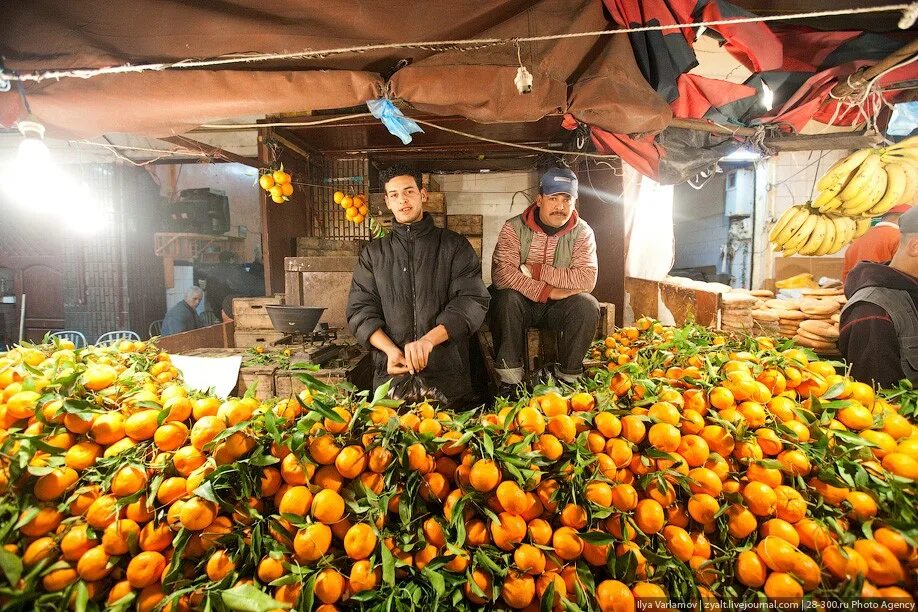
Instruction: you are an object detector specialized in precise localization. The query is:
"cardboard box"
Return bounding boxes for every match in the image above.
[764,257,844,292]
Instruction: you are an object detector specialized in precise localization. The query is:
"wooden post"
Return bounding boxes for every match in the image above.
[574,161,625,326]
[829,38,918,99]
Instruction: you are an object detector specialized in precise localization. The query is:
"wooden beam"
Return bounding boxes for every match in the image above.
[764,131,884,152]
[270,128,325,170]
[669,119,884,152]
[268,131,317,164]
[831,38,918,99]
[669,118,756,137]
[161,135,260,168]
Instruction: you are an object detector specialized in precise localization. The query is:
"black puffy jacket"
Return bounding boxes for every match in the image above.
[346,213,490,402]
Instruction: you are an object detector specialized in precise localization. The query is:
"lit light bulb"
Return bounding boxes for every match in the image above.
[16,120,50,168]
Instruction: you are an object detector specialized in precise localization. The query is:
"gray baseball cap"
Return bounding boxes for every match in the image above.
[899,205,918,234]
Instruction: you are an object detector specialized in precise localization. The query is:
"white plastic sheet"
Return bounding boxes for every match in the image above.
[623,164,675,280]
[170,355,242,399]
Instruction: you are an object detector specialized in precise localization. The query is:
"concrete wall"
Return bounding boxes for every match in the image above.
[436,171,538,286]
[149,163,263,261]
[672,173,730,271]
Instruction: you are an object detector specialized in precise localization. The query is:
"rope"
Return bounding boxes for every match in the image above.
[68,139,212,166]
[0,4,910,83]
[411,119,619,160]
[820,53,918,136]
[198,113,621,160]
[199,113,375,130]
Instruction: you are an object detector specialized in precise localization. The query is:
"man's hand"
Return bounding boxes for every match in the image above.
[548,286,581,300]
[386,349,410,376]
[403,338,434,374]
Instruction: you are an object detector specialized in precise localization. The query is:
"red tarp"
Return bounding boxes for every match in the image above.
[589,0,916,183]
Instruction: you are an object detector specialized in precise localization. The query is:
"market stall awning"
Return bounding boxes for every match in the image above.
[0,0,668,139]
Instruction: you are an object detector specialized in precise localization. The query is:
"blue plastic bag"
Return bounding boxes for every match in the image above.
[366,98,424,145]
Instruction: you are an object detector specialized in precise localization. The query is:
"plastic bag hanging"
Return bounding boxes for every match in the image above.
[366,98,424,145]
[388,374,448,406]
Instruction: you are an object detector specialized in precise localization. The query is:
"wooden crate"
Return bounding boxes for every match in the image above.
[234,330,285,348]
[422,173,441,192]
[476,301,616,390]
[296,237,368,258]
[238,366,277,400]
[447,214,482,236]
[232,296,284,330]
[425,192,447,214]
[284,257,357,333]
[466,236,483,258]
[368,192,446,215]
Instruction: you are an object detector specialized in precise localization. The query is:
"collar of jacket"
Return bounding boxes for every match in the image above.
[392,211,436,239]
[522,202,580,237]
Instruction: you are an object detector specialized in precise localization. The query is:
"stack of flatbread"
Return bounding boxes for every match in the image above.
[747,290,779,333]
[720,291,758,333]
[753,288,844,352]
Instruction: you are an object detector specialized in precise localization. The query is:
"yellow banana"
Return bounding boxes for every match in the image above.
[773,206,811,247]
[839,153,882,202]
[817,195,843,213]
[769,205,802,243]
[816,148,873,191]
[798,215,827,256]
[899,162,918,205]
[867,162,907,216]
[814,215,836,256]
[845,166,888,216]
[881,147,918,163]
[782,212,819,255]
[812,189,838,210]
[886,135,918,151]
[825,216,848,254]
[853,217,872,239]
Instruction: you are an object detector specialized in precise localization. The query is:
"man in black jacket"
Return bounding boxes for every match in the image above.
[840,206,918,387]
[346,164,490,403]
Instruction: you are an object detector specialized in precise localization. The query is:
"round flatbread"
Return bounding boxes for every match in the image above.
[800,299,840,316]
[766,299,801,311]
[751,309,780,322]
[793,334,837,351]
[800,319,839,339]
[800,287,843,296]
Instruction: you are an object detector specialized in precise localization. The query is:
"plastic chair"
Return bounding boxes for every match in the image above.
[49,330,87,348]
[96,330,141,346]
[148,320,163,338]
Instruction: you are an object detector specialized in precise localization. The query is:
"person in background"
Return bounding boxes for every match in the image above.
[346,163,490,405]
[840,206,918,387]
[161,286,204,336]
[204,251,266,319]
[490,167,600,390]
[842,204,912,281]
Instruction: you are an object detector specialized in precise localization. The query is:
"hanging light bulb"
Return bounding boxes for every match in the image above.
[16,119,51,167]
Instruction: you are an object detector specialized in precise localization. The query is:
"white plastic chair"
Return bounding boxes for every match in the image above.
[49,330,87,348]
[96,330,141,346]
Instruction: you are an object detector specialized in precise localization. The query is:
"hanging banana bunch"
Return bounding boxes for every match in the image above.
[769,137,918,256]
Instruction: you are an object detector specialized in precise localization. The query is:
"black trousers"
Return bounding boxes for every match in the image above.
[489,287,600,383]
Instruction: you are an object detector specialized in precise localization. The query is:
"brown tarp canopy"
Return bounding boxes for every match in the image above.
[0,0,670,138]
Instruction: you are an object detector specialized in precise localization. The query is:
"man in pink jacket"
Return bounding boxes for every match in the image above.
[490,167,600,387]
